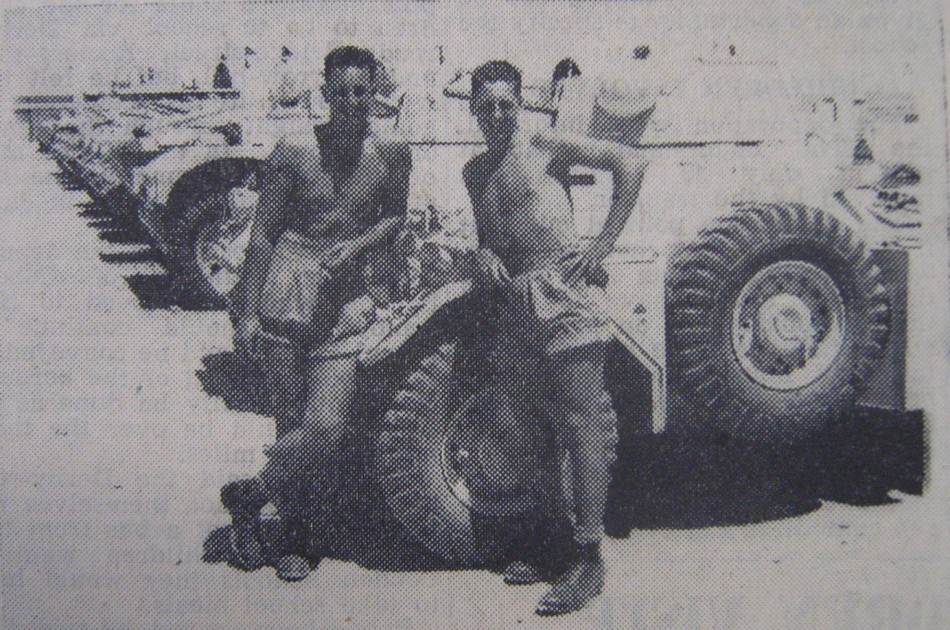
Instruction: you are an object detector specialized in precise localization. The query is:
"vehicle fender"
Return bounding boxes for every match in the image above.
[358,280,472,367]
[132,144,272,208]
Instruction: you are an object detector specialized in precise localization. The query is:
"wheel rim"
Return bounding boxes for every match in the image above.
[193,187,257,298]
[731,260,845,391]
[440,387,546,517]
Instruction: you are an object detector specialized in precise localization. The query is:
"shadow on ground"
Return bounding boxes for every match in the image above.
[99,248,165,265]
[51,170,84,191]
[196,351,269,416]
[198,348,926,575]
[605,408,926,536]
[69,194,219,312]
[121,274,185,311]
[77,200,146,239]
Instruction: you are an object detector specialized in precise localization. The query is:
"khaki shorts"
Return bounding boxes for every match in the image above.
[259,231,362,347]
[499,254,613,358]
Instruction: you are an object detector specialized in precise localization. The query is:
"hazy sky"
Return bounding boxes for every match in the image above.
[1,0,943,102]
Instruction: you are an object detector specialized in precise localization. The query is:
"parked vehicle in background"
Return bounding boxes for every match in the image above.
[15,54,921,567]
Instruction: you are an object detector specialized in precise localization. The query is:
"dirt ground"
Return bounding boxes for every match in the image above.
[1,131,949,629]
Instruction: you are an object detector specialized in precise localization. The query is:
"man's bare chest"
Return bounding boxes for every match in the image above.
[474,180,546,254]
[293,148,388,211]
[477,168,562,227]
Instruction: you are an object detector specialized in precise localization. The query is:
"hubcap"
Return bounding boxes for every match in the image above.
[732,261,845,390]
[194,187,257,298]
[441,387,547,517]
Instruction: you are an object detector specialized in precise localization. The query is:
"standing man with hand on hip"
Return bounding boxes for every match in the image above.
[223,45,411,582]
[463,60,648,616]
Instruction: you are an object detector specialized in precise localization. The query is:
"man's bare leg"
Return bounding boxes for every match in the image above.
[272,352,360,580]
[501,390,575,586]
[502,489,574,585]
[220,332,304,571]
[222,352,360,580]
[259,333,306,438]
[537,342,618,616]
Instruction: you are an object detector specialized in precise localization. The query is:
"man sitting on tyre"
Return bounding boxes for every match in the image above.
[223,45,411,582]
[463,61,647,616]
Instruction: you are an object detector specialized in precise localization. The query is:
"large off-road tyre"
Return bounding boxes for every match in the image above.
[164,164,258,308]
[374,342,553,566]
[667,202,890,443]
[374,343,480,565]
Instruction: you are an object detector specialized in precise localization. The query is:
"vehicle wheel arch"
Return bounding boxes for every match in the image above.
[164,157,264,217]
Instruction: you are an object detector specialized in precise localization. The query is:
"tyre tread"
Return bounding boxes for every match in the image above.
[667,202,891,442]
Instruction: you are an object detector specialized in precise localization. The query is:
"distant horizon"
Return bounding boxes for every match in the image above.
[2,0,939,105]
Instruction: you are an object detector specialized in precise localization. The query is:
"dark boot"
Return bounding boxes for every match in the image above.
[503,515,572,586]
[220,479,269,571]
[535,542,605,616]
[221,478,269,515]
[274,516,321,582]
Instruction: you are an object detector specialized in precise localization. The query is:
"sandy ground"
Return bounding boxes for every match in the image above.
[1,131,949,629]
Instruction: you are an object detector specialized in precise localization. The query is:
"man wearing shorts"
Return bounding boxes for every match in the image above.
[464,60,647,616]
[222,45,411,582]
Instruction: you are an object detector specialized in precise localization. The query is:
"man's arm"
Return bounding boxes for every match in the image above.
[237,143,294,323]
[533,129,648,282]
[462,156,489,246]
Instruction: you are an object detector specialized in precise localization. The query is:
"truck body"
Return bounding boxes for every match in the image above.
[16,56,923,566]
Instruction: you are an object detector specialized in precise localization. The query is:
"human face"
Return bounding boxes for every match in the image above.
[472,80,520,152]
[322,66,376,133]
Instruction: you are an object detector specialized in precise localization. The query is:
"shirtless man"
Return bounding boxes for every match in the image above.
[464,61,647,616]
[222,45,411,582]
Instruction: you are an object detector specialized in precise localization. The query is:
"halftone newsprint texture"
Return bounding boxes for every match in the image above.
[2,0,949,627]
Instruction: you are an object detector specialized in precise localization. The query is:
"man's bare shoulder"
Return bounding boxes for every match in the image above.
[512,140,553,171]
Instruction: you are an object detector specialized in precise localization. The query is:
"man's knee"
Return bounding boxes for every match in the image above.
[260,334,304,382]
[554,390,618,463]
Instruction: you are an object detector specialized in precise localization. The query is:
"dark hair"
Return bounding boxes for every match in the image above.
[471,60,522,102]
[324,45,378,80]
[552,58,581,82]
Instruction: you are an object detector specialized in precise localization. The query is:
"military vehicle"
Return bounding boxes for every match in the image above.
[34,91,245,214]
[18,56,920,568]
[219,59,919,567]
[348,61,919,565]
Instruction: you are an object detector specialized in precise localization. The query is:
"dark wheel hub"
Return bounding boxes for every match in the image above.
[732,260,845,390]
[442,387,547,517]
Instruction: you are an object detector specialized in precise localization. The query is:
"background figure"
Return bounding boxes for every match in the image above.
[213,53,232,89]
[548,57,581,125]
